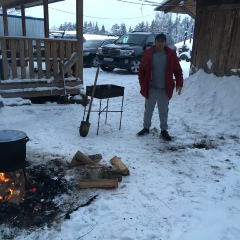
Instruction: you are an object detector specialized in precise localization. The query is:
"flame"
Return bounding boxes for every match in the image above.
[0,173,10,183]
[29,188,37,192]
[0,176,14,201]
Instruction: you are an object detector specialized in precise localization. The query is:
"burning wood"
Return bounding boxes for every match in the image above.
[0,172,28,207]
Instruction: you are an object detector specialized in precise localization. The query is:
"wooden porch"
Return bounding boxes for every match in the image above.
[0,36,82,99]
[0,0,84,102]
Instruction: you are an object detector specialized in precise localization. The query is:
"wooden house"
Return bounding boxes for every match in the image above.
[155,0,240,77]
[0,0,84,100]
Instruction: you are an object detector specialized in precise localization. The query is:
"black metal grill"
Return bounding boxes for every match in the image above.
[86,84,124,99]
[84,84,124,134]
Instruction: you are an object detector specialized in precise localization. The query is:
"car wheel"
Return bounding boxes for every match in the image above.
[91,55,99,68]
[128,59,141,74]
[100,65,115,72]
[179,54,188,61]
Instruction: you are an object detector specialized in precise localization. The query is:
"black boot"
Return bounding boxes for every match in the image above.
[161,130,172,141]
[137,128,149,136]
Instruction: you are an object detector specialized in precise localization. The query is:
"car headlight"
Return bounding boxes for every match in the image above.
[83,52,90,56]
[119,50,134,56]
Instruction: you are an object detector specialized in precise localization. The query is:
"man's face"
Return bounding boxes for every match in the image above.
[155,38,167,52]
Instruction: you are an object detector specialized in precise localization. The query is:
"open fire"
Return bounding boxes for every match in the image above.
[0,159,79,229]
[0,173,15,202]
[0,171,26,206]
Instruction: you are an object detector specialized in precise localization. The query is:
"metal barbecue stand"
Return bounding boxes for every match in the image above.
[83,84,124,135]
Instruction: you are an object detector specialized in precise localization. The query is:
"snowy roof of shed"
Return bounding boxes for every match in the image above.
[155,0,196,19]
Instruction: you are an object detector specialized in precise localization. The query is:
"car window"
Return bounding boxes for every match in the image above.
[83,40,104,48]
[102,40,114,46]
[145,35,155,45]
[116,34,147,45]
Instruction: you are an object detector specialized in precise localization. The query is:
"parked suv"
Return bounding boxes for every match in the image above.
[97,31,176,74]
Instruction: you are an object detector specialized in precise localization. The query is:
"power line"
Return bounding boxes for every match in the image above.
[49,6,156,21]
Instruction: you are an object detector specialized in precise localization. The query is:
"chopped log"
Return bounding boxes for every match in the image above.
[8,172,26,207]
[88,153,102,163]
[71,150,97,166]
[110,156,130,176]
[79,179,118,189]
[111,173,122,182]
[85,165,103,179]
[102,169,122,182]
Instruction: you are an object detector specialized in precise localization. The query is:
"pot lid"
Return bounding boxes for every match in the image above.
[0,130,27,142]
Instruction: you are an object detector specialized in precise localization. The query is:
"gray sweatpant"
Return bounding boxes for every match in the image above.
[143,87,169,131]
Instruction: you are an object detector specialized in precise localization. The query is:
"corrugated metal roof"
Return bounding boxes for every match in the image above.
[0,0,64,9]
[155,0,196,19]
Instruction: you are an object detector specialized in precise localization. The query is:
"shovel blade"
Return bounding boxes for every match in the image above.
[79,121,91,137]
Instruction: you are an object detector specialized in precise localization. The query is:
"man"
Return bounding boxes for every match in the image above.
[137,33,183,141]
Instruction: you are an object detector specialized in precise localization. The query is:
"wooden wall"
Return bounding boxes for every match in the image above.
[190,1,240,76]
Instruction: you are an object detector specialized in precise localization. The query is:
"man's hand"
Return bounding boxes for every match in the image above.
[176,86,182,95]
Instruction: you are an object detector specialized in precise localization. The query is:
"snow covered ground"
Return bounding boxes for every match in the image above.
[0,61,240,240]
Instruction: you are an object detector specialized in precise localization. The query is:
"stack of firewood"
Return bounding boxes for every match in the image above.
[70,151,130,189]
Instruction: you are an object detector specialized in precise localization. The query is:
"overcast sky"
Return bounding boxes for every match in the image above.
[25,0,162,31]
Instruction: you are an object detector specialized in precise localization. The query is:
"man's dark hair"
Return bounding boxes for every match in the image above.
[155,33,166,41]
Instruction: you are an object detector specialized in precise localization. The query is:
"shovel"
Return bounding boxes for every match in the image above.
[79,65,100,137]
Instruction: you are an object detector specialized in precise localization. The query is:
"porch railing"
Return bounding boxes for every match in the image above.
[0,36,81,81]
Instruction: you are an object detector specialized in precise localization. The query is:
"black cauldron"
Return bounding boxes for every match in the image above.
[0,130,29,172]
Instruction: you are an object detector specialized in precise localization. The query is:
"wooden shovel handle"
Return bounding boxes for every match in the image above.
[86,65,100,122]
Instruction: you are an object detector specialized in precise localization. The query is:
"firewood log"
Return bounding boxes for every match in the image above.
[110,156,130,176]
[79,179,118,188]
[71,150,97,166]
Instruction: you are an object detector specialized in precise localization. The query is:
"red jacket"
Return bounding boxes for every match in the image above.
[138,45,183,99]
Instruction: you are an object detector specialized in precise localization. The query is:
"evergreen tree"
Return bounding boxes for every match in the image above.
[99,25,106,35]
[56,14,195,43]
[111,24,120,35]
[134,22,145,31]
[119,23,127,35]
[93,22,100,34]
[128,26,133,33]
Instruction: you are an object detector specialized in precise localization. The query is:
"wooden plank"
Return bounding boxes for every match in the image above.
[19,39,26,79]
[0,88,81,99]
[52,42,59,78]
[198,4,240,11]
[217,9,233,76]
[79,179,118,189]
[10,40,18,79]
[59,41,65,62]
[44,41,51,78]
[2,7,8,36]
[0,80,82,90]
[66,42,72,77]
[36,40,43,79]
[28,40,34,78]
[76,0,83,81]
[1,39,9,80]
[226,9,240,75]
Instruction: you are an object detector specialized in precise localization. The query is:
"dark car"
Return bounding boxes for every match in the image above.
[83,38,117,67]
[97,31,176,74]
